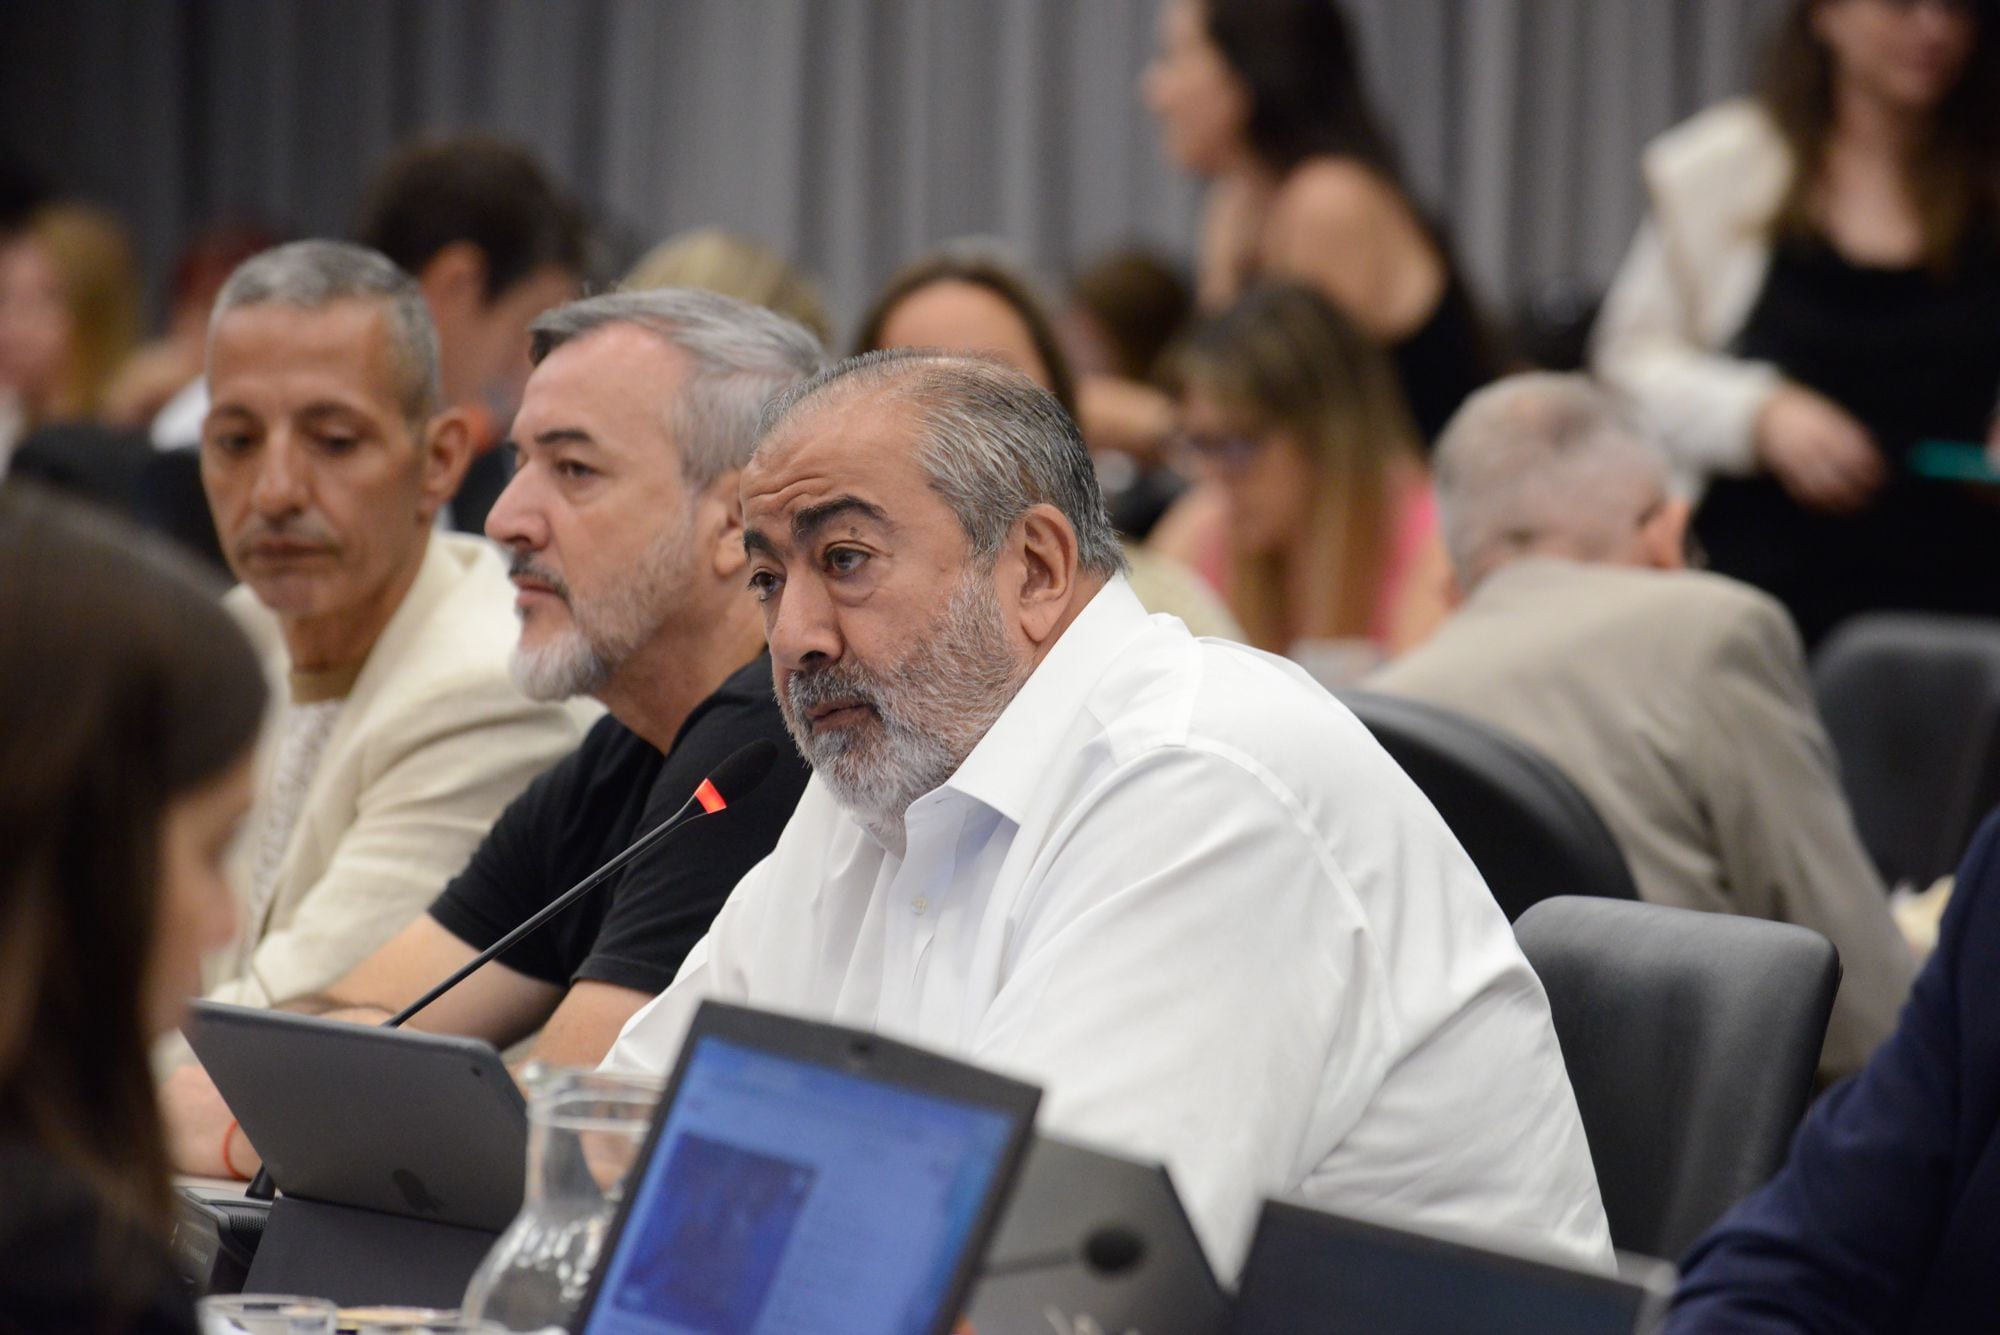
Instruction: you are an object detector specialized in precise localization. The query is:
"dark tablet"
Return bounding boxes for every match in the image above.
[182,1000,527,1231]
[1228,1198,1674,1335]
[572,1001,1041,1335]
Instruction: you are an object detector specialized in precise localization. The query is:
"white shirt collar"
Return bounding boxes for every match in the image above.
[927,574,1151,827]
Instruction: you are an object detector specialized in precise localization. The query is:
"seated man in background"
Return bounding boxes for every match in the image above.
[1671,812,2000,1333]
[1367,373,1913,1080]
[602,350,1611,1276]
[193,240,589,1017]
[167,288,820,1177]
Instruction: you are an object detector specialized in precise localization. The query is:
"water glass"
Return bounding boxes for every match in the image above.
[196,1294,337,1335]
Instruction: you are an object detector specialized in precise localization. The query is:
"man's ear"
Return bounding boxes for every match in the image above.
[700,468,747,579]
[416,242,489,324]
[417,410,477,524]
[1009,504,1082,646]
[1641,497,1693,571]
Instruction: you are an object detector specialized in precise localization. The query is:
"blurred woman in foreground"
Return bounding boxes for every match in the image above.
[0,486,266,1332]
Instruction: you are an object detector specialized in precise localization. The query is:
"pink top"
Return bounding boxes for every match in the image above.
[1191,474,1438,651]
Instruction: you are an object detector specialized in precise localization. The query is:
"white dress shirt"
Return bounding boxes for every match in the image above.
[604,577,1611,1276]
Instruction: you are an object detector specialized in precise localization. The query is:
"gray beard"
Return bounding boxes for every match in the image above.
[781,569,1028,852]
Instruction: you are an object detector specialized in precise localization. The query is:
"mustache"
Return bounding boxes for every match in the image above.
[785,662,884,722]
[507,551,572,604]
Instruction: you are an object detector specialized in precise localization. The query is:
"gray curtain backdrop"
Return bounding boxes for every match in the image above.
[4,0,1789,339]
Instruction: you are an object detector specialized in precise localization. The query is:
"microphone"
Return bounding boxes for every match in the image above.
[981,1225,1148,1280]
[241,739,778,1202]
[384,738,779,1029]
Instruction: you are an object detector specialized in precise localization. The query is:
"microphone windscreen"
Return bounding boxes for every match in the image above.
[705,738,781,806]
[1082,1225,1146,1275]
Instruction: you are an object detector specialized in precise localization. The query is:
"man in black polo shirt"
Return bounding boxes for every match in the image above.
[165,288,821,1177]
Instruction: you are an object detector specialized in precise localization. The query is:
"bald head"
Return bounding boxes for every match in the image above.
[1434,373,1686,592]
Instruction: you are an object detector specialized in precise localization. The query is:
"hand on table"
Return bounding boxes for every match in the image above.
[161,1060,261,1179]
[1754,383,1883,513]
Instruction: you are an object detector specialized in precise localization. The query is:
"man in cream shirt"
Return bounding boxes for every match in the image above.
[603,350,1610,1276]
[193,240,589,1011]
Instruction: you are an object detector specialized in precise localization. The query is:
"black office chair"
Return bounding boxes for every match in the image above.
[1341,692,1638,920]
[1813,612,2000,890]
[1514,897,1839,1260]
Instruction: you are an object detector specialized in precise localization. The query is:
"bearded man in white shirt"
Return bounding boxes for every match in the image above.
[602,349,1611,1276]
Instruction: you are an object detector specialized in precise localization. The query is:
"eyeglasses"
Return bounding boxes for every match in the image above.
[1173,431,1266,476]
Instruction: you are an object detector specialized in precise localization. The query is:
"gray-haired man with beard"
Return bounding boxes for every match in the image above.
[602,350,1612,1279]
[166,288,818,1178]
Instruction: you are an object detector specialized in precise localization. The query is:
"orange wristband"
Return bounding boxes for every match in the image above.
[220,1118,250,1182]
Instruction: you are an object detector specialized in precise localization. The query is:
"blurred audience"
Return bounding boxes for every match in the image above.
[1595,0,2000,648]
[103,220,283,444]
[1671,810,2000,1332]
[1369,373,1912,1080]
[186,240,588,1021]
[352,134,587,533]
[167,289,818,1178]
[0,201,139,466]
[624,227,834,344]
[0,484,265,1334]
[1143,0,1502,446]
[1152,282,1447,679]
[854,243,1243,641]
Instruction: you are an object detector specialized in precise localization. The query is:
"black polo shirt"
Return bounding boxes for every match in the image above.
[427,655,807,993]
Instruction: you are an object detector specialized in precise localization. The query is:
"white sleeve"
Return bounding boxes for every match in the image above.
[964,745,1393,1278]
[1592,216,1780,480]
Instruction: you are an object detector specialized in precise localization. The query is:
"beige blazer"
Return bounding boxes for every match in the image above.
[207,532,597,1008]
[1592,99,1792,488]
[1368,559,1915,1080]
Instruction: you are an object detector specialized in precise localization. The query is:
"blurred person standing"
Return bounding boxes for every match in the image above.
[0,201,138,467]
[1369,374,1913,1080]
[0,485,266,1334]
[854,245,1244,642]
[1595,0,2000,648]
[189,240,588,1020]
[1142,0,1502,446]
[1152,283,1448,678]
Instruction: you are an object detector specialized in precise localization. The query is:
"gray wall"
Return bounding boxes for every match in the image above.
[2,0,1788,338]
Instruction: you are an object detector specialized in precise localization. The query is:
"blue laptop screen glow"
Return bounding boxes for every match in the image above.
[582,1034,1015,1335]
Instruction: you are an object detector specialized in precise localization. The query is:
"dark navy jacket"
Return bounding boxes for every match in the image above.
[1671,811,2000,1333]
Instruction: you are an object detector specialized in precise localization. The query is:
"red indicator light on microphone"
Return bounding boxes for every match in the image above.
[694,779,726,814]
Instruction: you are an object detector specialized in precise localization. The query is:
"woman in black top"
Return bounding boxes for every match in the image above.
[1141,0,1501,445]
[0,487,266,1334]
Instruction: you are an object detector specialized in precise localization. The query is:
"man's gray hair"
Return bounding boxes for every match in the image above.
[756,350,1128,578]
[210,239,442,433]
[1434,372,1671,588]
[530,288,826,489]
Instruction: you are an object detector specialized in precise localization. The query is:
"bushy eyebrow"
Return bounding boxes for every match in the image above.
[743,494,891,560]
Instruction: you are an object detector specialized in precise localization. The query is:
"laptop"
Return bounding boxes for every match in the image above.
[182,1001,527,1308]
[1227,1199,1675,1335]
[969,1136,1229,1335]
[570,1000,1041,1335]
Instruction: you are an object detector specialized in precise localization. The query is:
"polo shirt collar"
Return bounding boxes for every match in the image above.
[935,574,1153,826]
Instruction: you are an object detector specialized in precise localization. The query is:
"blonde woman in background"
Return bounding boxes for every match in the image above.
[0,202,139,462]
[1154,282,1447,681]
[624,228,834,345]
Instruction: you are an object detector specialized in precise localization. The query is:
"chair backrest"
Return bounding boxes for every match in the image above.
[1813,613,2000,889]
[1341,692,1639,920]
[1514,897,1839,1260]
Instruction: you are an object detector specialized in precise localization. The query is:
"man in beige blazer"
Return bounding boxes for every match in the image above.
[1368,374,1914,1081]
[193,240,590,1012]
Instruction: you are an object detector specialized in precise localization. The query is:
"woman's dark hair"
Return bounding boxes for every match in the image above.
[0,486,266,1260]
[1760,0,2000,269]
[850,247,1080,420]
[1202,0,1403,179]
[1069,248,1196,383]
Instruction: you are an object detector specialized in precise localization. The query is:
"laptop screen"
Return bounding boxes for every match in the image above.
[580,1032,1019,1335]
